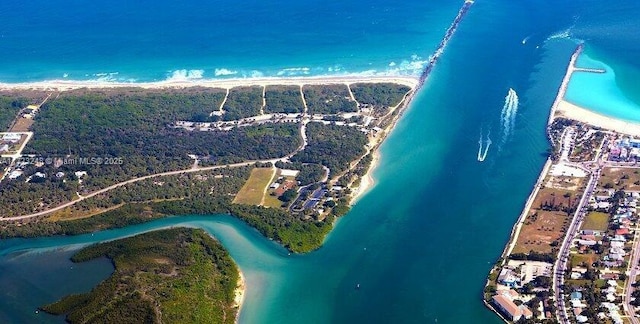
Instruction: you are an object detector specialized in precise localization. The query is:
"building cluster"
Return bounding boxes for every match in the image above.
[0,132,23,154]
[173,113,303,132]
[607,136,640,162]
[567,188,640,322]
[492,290,534,322]
[491,260,555,321]
[566,287,624,324]
[22,104,40,119]
[172,111,385,137]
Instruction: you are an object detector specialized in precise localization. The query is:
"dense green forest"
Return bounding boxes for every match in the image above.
[0,89,301,216]
[0,166,332,253]
[291,123,367,177]
[0,179,78,217]
[58,166,251,217]
[222,86,263,120]
[275,161,326,185]
[0,82,414,252]
[264,85,304,114]
[41,228,240,324]
[350,83,411,107]
[0,95,28,130]
[302,84,357,114]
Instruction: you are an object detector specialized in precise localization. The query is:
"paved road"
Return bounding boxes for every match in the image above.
[553,167,600,323]
[0,96,319,222]
[553,127,604,323]
[0,160,260,221]
[624,229,640,324]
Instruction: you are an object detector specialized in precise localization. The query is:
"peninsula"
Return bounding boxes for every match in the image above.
[485,45,640,324]
[0,1,477,322]
[0,78,416,253]
[40,228,242,323]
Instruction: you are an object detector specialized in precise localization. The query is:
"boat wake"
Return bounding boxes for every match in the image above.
[499,88,519,144]
[477,128,492,162]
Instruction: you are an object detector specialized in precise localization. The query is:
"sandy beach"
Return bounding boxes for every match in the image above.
[350,150,380,205]
[555,100,640,137]
[0,75,418,92]
[233,271,246,323]
[549,45,640,137]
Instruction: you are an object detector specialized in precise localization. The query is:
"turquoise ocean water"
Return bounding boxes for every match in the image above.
[1,0,639,323]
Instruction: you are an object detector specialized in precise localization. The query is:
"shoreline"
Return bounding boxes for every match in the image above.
[234,271,246,324]
[499,158,553,259]
[0,75,419,92]
[548,44,640,136]
[555,100,640,136]
[350,150,380,205]
[485,44,640,323]
[349,80,415,206]
[547,44,582,126]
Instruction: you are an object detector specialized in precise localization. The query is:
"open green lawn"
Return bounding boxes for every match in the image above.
[581,211,610,232]
[233,168,275,205]
[570,253,598,268]
[263,193,284,208]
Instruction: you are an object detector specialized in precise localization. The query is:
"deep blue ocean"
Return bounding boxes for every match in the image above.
[1,0,639,323]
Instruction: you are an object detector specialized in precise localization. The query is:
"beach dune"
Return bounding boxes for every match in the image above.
[0,75,418,92]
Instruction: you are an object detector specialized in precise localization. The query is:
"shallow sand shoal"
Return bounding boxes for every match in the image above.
[234,271,245,323]
[555,100,640,137]
[350,150,380,205]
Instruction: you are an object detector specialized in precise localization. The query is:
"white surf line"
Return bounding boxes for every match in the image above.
[260,85,266,115]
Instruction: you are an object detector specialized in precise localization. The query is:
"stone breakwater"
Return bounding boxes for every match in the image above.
[418,0,474,88]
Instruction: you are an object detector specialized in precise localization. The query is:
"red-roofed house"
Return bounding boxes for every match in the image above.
[616,228,630,236]
[492,295,522,322]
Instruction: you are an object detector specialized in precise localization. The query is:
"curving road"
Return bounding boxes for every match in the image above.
[0,124,313,222]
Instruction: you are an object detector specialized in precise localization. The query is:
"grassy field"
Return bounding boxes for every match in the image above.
[513,210,570,254]
[532,186,580,211]
[262,194,283,208]
[570,253,599,268]
[581,211,610,231]
[233,167,275,205]
[599,167,640,191]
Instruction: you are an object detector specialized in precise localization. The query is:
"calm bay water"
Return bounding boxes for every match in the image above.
[1,0,639,323]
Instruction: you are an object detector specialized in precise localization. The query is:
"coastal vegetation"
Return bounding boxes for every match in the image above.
[350,83,411,116]
[222,86,263,120]
[303,84,357,114]
[0,87,302,217]
[264,85,304,114]
[291,123,367,177]
[0,81,415,253]
[41,228,240,324]
[0,166,332,253]
[0,95,27,130]
[274,161,326,186]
